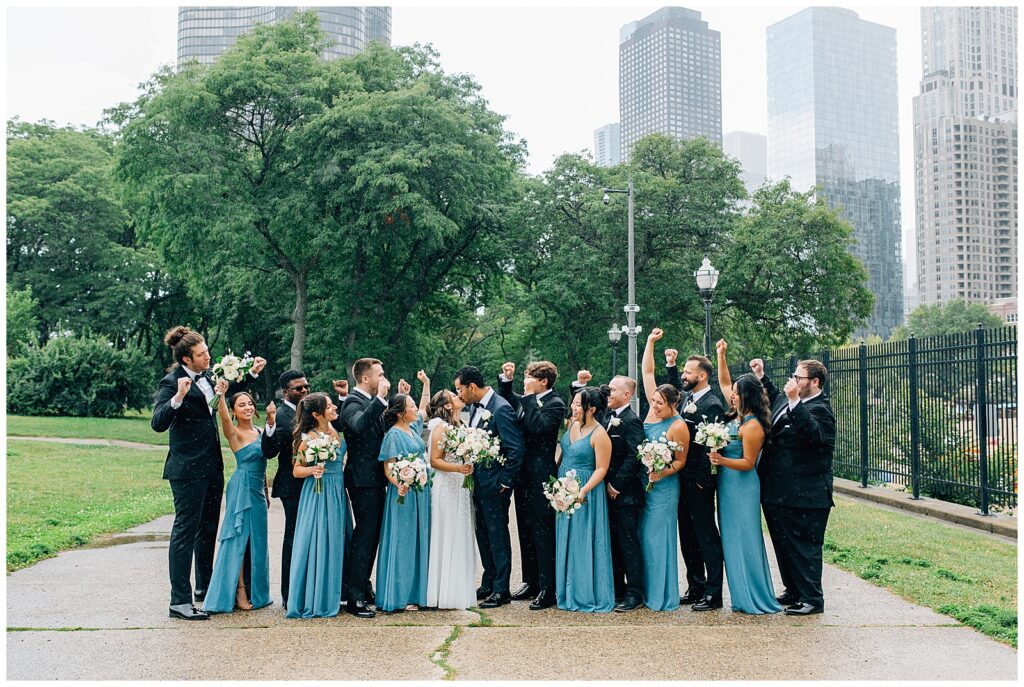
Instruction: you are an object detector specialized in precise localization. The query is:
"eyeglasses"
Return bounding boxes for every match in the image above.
[789,375,812,381]
[288,384,310,391]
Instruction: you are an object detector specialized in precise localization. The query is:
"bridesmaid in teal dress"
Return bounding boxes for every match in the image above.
[554,386,615,612]
[204,384,271,613]
[286,393,350,618]
[709,339,782,614]
[638,328,691,612]
[376,372,432,612]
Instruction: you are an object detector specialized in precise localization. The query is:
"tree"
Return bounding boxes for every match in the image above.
[7,284,39,356]
[890,299,1005,340]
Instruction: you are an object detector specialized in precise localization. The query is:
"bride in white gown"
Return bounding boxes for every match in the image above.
[425,390,479,609]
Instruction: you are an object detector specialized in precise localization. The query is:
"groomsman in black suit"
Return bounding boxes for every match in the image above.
[261,369,309,608]
[666,349,725,611]
[339,357,390,619]
[497,360,565,610]
[151,326,264,620]
[751,357,836,616]
[455,365,525,608]
[602,375,647,612]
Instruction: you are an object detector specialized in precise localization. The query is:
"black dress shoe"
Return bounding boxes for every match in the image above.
[193,589,207,603]
[784,602,823,616]
[475,586,493,601]
[776,591,799,605]
[511,583,539,601]
[346,600,376,618]
[478,592,511,608]
[692,596,723,611]
[614,595,642,612]
[169,603,209,620]
[528,590,556,610]
[679,590,703,605]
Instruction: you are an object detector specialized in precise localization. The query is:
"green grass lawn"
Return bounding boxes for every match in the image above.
[825,496,1018,647]
[7,410,167,445]
[6,439,237,572]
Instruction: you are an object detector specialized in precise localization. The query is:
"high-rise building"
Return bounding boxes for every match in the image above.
[593,123,621,167]
[618,7,722,163]
[913,6,1017,308]
[177,6,391,66]
[724,131,767,195]
[767,7,903,337]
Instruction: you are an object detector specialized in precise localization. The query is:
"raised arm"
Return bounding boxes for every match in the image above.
[416,370,431,419]
[715,339,734,400]
[642,328,664,403]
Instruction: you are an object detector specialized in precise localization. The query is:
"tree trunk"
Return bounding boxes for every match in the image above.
[290,271,308,371]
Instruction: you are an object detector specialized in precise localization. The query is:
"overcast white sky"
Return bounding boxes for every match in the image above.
[6,1,933,276]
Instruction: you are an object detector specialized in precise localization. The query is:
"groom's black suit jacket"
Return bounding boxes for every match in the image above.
[151,366,252,481]
[758,375,836,509]
[470,391,526,492]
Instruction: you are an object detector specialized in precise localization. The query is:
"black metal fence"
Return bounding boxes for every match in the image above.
[729,325,1018,514]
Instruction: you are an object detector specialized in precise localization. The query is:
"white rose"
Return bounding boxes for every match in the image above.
[608,416,621,427]
[479,409,492,422]
[684,403,698,414]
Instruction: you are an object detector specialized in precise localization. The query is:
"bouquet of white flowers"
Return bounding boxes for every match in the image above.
[300,431,341,494]
[543,469,583,518]
[389,453,431,504]
[694,419,731,475]
[636,435,684,491]
[441,424,503,490]
[208,351,255,408]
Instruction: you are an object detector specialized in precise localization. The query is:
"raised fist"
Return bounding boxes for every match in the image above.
[716,339,728,357]
[332,379,349,396]
[266,401,277,426]
[397,378,411,395]
[378,377,391,398]
[175,376,193,400]
[664,348,678,366]
[783,377,800,402]
[214,379,229,396]
[416,369,429,385]
[251,356,267,375]
[502,361,516,379]
[648,327,664,342]
[749,358,765,378]
[577,369,592,385]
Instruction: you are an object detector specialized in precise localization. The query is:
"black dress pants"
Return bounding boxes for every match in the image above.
[514,476,556,594]
[763,503,830,608]
[609,499,644,598]
[278,495,300,604]
[168,474,224,605]
[677,476,724,600]
[346,485,386,603]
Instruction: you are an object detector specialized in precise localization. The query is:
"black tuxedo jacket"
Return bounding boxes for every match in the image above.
[758,375,836,509]
[604,405,646,506]
[261,400,304,499]
[339,390,388,489]
[666,366,725,486]
[497,377,565,484]
[151,366,251,481]
[470,390,526,493]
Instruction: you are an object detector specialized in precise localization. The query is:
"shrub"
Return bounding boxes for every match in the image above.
[7,334,152,417]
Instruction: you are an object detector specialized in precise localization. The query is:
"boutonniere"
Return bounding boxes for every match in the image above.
[683,402,698,415]
[479,409,492,423]
[536,397,543,408]
[608,416,622,428]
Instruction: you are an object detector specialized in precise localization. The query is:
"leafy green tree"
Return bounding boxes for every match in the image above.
[890,299,1005,340]
[6,284,39,356]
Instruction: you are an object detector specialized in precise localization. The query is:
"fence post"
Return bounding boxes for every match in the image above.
[859,340,869,488]
[975,324,990,515]
[908,336,921,500]
[820,348,831,397]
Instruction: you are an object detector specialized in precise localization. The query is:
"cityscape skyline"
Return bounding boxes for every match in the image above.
[3,3,958,296]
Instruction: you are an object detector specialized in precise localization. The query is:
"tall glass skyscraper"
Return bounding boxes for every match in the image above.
[619,7,722,163]
[593,123,621,167]
[767,7,903,337]
[178,6,391,66]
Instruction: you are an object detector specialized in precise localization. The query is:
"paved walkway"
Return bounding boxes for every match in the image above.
[7,435,166,451]
[6,496,1017,680]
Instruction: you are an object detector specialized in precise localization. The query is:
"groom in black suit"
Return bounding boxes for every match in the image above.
[751,357,836,616]
[455,365,525,609]
[666,350,725,611]
[152,326,264,620]
[261,369,309,608]
[497,360,564,610]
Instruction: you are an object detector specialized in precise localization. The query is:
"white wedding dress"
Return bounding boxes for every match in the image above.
[425,418,479,609]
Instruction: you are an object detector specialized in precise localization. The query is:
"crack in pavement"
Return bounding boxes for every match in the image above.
[429,625,462,680]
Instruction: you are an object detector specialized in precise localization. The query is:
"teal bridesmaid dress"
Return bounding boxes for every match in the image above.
[639,416,681,611]
[204,437,271,613]
[376,416,432,612]
[554,428,615,612]
[286,438,351,618]
[717,416,782,614]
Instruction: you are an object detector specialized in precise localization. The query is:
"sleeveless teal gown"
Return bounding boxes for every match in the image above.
[286,438,351,618]
[717,416,782,614]
[376,416,432,612]
[204,436,271,613]
[554,428,615,612]
[639,415,681,611]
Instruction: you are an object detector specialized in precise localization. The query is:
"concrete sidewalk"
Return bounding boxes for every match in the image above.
[6,495,1017,680]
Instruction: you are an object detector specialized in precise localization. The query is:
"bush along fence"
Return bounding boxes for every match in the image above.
[730,325,1018,515]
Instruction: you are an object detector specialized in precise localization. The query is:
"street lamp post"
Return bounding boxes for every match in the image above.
[694,255,720,357]
[603,178,641,413]
[607,323,623,378]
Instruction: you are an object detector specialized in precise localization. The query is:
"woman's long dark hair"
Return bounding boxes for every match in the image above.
[576,386,607,425]
[726,373,771,436]
[228,391,259,422]
[292,392,329,455]
[653,383,681,409]
[427,390,459,426]
[383,393,411,429]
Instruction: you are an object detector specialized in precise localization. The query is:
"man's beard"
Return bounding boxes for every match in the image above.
[681,378,697,391]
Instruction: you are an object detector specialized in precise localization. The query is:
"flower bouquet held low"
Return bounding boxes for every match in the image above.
[543,470,584,518]
[694,419,731,475]
[389,453,431,504]
[636,435,684,491]
[300,431,341,494]
[208,351,255,408]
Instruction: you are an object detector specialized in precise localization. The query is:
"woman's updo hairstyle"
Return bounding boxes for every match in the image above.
[576,386,607,422]
[383,393,411,428]
[654,383,681,408]
[427,390,458,425]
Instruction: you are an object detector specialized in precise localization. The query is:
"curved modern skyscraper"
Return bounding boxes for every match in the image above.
[177,6,391,66]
